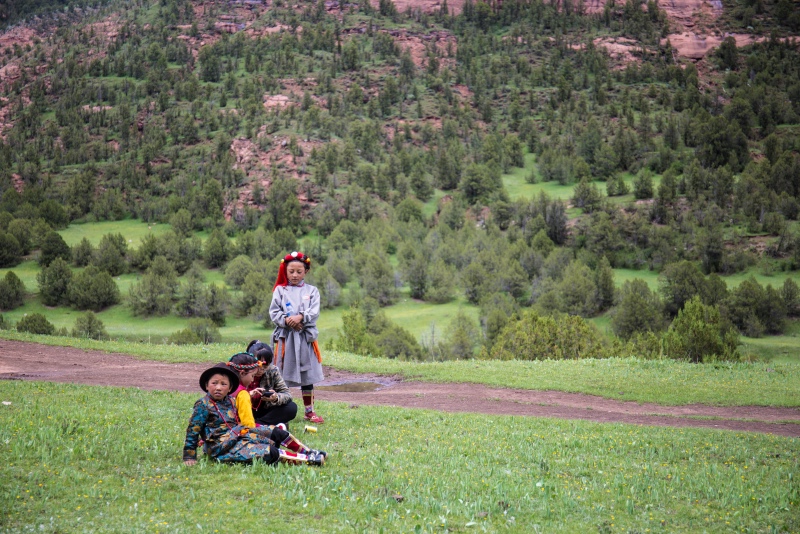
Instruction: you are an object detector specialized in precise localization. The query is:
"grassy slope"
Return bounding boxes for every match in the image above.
[58,220,173,247]
[3,258,798,368]
[502,154,663,203]
[614,268,800,292]
[3,256,798,340]
[0,381,797,533]
[1,330,798,407]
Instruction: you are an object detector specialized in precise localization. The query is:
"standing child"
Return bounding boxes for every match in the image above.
[183,363,326,466]
[269,251,325,424]
[246,340,298,429]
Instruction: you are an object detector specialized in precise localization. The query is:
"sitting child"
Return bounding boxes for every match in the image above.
[246,339,298,429]
[183,362,326,467]
[226,352,263,429]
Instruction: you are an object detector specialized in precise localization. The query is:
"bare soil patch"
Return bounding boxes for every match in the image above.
[226,132,322,218]
[665,32,765,60]
[1,341,798,437]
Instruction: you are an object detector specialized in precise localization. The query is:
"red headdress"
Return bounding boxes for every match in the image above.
[273,251,312,291]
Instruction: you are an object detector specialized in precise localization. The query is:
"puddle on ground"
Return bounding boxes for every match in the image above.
[316,381,384,393]
[0,373,25,380]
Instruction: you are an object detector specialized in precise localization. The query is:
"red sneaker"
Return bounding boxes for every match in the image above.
[304,411,325,424]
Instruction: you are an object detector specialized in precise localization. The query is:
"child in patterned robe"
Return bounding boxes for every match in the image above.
[182,363,326,466]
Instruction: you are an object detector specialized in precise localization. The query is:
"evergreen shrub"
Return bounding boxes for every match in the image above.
[17,313,55,335]
[487,311,610,360]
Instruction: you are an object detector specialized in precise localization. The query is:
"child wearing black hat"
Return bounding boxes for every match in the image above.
[246,340,298,429]
[182,363,326,466]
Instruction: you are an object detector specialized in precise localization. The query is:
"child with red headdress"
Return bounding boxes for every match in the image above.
[269,251,325,424]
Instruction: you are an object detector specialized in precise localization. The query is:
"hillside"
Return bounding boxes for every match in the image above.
[0,0,799,361]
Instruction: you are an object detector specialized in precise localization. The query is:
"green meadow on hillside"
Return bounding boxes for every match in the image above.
[613,268,800,291]
[0,381,797,533]
[58,220,173,247]
[2,254,799,361]
[502,154,663,205]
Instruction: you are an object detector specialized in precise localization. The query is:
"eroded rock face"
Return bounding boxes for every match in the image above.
[664,32,765,60]
[659,0,710,27]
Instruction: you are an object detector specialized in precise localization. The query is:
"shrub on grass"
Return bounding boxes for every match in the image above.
[659,260,715,316]
[782,278,800,317]
[331,306,378,356]
[0,271,26,311]
[38,199,69,229]
[16,313,55,335]
[167,328,203,345]
[425,259,456,303]
[395,198,425,225]
[39,231,71,267]
[7,218,32,255]
[428,309,482,360]
[72,312,109,340]
[202,284,230,327]
[168,319,221,345]
[91,233,128,276]
[128,256,179,316]
[359,252,397,306]
[37,257,73,306]
[0,314,8,330]
[611,279,666,340]
[72,237,94,267]
[663,297,740,363]
[374,321,424,360]
[0,231,22,267]
[307,265,342,309]
[487,311,610,360]
[224,255,255,289]
[535,261,599,318]
[68,265,120,311]
[203,229,230,269]
[479,293,520,349]
[722,276,786,337]
[169,208,194,237]
[633,169,654,199]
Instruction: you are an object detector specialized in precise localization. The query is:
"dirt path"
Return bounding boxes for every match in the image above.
[1,341,798,437]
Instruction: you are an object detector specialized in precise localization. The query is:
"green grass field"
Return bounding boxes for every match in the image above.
[502,156,663,205]
[503,153,577,201]
[0,381,797,533]
[2,256,799,364]
[612,268,800,291]
[319,292,479,342]
[58,220,173,247]
[2,208,798,365]
[0,258,482,344]
[741,320,800,364]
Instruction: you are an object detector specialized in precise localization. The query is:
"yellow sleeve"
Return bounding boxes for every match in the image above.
[235,390,256,428]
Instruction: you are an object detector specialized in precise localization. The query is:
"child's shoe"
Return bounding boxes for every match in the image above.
[306,451,326,466]
[304,411,324,424]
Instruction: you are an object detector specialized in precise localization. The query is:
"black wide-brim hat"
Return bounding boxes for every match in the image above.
[199,362,240,393]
